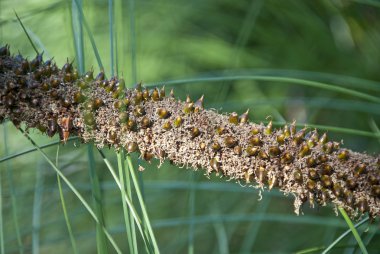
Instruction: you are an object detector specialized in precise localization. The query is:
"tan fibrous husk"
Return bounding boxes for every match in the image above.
[1,45,379,219]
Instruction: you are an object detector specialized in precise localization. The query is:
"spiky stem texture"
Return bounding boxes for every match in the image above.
[0,45,379,218]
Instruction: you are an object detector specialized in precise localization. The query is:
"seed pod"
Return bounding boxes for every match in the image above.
[157,108,170,119]
[323,142,334,154]
[126,119,137,131]
[162,121,172,130]
[264,121,272,135]
[142,151,154,161]
[114,100,124,110]
[321,175,333,188]
[62,61,73,73]
[216,127,225,135]
[109,131,118,144]
[194,95,204,113]
[210,158,221,172]
[357,200,368,214]
[229,112,239,125]
[344,190,354,205]
[333,183,343,198]
[246,146,259,156]
[190,127,200,138]
[368,174,379,185]
[141,116,151,128]
[84,112,96,126]
[134,105,145,116]
[337,150,349,160]
[269,146,281,157]
[317,154,328,163]
[307,180,316,191]
[281,152,293,164]
[199,142,206,151]
[276,133,285,144]
[73,91,85,103]
[96,71,105,81]
[119,112,129,123]
[319,133,328,144]
[371,185,380,198]
[346,178,357,190]
[84,70,94,81]
[160,86,165,97]
[283,125,290,138]
[251,127,260,135]
[308,169,319,180]
[259,150,269,160]
[294,169,303,183]
[142,88,150,100]
[320,164,333,175]
[173,116,183,127]
[212,142,221,151]
[306,157,317,167]
[233,146,242,155]
[151,88,160,101]
[94,98,104,109]
[61,97,71,108]
[170,88,175,98]
[354,163,367,176]
[249,136,261,146]
[47,119,58,137]
[239,109,249,124]
[183,102,194,114]
[41,82,50,91]
[134,91,143,105]
[0,45,10,56]
[298,144,310,157]
[293,129,305,145]
[224,136,236,148]
[50,90,59,100]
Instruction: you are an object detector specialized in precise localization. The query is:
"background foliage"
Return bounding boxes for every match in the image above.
[1,0,380,253]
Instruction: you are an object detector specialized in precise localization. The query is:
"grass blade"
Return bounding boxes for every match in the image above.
[19,129,122,254]
[3,126,24,254]
[338,207,368,254]
[55,146,78,254]
[0,134,4,254]
[14,11,38,54]
[126,155,160,253]
[109,0,114,77]
[187,172,195,254]
[87,145,108,253]
[116,151,136,253]
[32,160,44,254]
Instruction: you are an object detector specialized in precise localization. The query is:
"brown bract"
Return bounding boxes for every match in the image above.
[1,45,379,219]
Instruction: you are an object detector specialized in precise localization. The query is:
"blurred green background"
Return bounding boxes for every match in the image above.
[1,0,380,253]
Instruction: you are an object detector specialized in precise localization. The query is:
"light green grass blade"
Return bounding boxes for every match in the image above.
[128,0,137,84]
[32,160,44,254]
[73,0,104,69]
[97,149,151,250]
[55,146,78,254]
[87,145,108,254]
[338,208,368,254]
[14,11,38,54]
[70,0,85,74]
[187,172,195,254]
[126,155,160,253]
[3,126,24,254]
[20,130,122,254]
[0,131,4,254]
[116,151,135,254]
[148,76,380,103]
[109,0,114,77]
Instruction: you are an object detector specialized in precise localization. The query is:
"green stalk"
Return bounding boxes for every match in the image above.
[32,160,43,254]
[338,207,368,254]
[56,145,78,254]
[20,129,122,254]
[97,149,151,251]
[126,155,160,253]
[0,132,4,254]
[87,145,108,254]
[116,151,135,254]
[3,126,24,254]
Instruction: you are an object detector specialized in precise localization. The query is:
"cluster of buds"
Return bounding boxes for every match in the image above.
[1,45,379,218]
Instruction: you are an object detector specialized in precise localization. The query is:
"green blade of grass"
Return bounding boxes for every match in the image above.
[3,126,24,254]
[97,149,151,251]
[109,0,114,77]
[338,208,368,254]
[70,0,85,74]
[0,133,4,254]
[87,145,108,254]
[19,129,122,254]
[14,10,38,54]
[116,151,136,254]
[125,155,160,254]
[55,146,78,254]
[187,172,195,254]
[148,75,380,103]
[32,160,44,254]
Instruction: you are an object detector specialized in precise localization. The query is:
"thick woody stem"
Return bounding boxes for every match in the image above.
[1,45,379,218]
